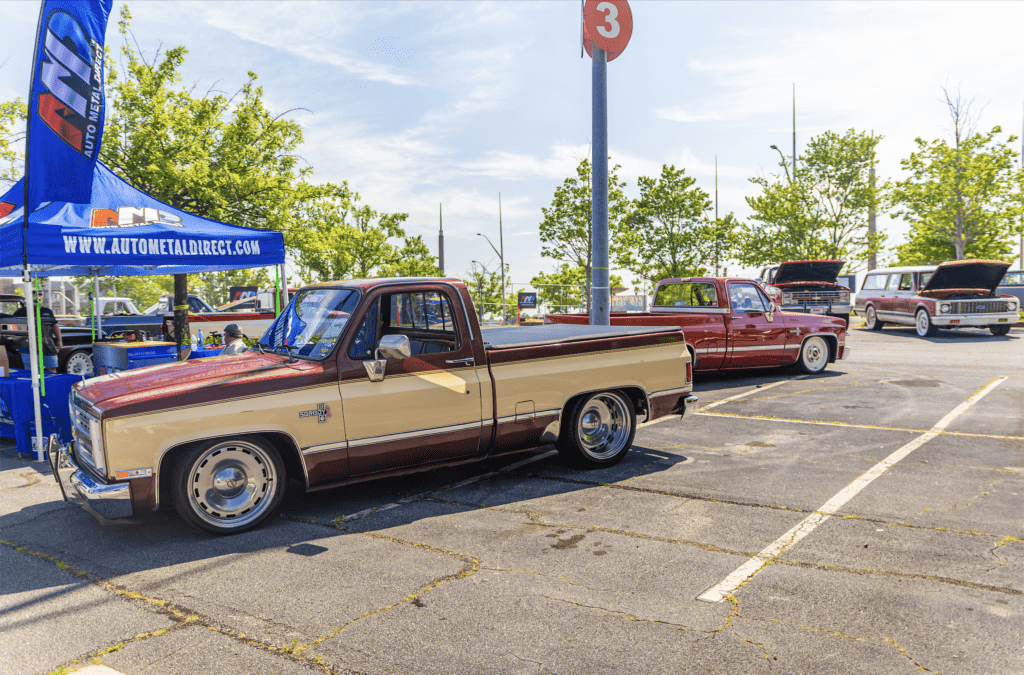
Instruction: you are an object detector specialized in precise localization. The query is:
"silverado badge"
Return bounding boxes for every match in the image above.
[300,403,331,423]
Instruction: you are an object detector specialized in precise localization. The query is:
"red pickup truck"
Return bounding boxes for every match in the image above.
[546,277,847,374]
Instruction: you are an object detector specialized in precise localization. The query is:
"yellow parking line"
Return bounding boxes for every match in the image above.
[696,411,1023,442]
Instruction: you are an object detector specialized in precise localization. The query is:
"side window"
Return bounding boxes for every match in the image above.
[348,298,379,360]
[729,283,767,313]
[898,274,913,291]
[189,297,207,313]
[886,275,901,291]
[862,274,887,291]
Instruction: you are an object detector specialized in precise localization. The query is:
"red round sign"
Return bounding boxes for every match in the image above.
[582,0,633,61]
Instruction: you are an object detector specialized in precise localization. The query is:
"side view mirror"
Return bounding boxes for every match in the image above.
[766,303,776,322]
[363,334,411,382]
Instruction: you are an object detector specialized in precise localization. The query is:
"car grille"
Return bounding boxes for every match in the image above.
[69,397,98,469]
[948,300,1010,314]
[786,291,849,306]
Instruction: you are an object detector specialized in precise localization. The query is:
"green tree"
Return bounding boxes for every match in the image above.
[539,158,631,309]
[529,264,622,313]
[81,274,174,309]
[891,91,1023,263]
[621,164,740,288]
[0,98,26,186]
[464,261,510,322]
[286,182,437,283]
[195,267,273,307]
[740,129,885,270]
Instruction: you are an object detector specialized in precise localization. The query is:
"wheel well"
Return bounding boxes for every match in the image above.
[156,432,305,509]
[805,333,839,363]
[685,344,697,370]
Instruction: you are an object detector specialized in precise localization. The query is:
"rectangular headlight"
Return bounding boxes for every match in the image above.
[87,417,106,473]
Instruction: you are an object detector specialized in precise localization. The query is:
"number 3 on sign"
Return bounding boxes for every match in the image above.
[583,0,632,58]
[595,2,619,38]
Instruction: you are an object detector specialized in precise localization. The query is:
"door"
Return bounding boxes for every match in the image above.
[725,282,789,367]
[340,287,486,476]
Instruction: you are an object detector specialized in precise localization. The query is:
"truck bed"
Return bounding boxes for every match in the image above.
[481,324,680,350]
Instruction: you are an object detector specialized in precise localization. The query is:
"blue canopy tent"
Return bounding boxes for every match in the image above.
[0,161,286,460]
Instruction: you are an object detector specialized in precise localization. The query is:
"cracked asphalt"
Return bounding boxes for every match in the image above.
[1,323,1022,675]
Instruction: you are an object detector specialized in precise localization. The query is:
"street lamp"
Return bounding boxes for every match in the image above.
[477,230,506,324]
[770,145,792,182]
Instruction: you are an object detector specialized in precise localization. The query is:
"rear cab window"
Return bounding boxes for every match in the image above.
[654,282,719,308]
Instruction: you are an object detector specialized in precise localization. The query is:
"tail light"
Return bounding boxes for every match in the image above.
[686,354,693,384]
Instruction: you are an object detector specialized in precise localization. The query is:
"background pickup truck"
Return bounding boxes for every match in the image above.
[546,277,847,374]
[758,260,853,326]
[51,278,695,534]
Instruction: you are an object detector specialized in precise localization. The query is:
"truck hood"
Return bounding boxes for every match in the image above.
[76,351,328,417]
[772,260,845,285]
[921,260,1011,294]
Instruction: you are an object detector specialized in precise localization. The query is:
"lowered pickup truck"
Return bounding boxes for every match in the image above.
[50,278,696,534]
[547,277,847,373]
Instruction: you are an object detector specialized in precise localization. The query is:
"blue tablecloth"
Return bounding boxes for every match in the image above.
[0,368,77,457]
[189,346,227,359]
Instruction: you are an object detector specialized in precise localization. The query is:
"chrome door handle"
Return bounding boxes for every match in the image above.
[446,357,475,364]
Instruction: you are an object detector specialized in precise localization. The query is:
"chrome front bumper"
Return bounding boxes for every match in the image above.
[47,436,133,521]
[932,314,1017,327]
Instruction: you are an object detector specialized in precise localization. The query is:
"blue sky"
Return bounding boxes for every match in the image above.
[2,1,1022,289]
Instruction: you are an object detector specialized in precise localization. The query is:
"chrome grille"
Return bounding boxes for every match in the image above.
[69,397,97,469]
[786,290,850,306]
[949,300,1010,314]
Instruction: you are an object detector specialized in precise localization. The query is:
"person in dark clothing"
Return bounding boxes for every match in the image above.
[12,296,63,372]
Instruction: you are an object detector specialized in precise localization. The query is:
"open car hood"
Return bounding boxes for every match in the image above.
[772,260,845,285]
[922,260,1010,293]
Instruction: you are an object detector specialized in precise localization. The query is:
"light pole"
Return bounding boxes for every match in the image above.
[770,144,792,182]
[477,229,506,324]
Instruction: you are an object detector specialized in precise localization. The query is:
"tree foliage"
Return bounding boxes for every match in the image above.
[620,164,739,288]
[891,91,1023,264]
[740,129,885,270]
[0,98,26,186]
[286,182,437,283]
[464,261,510,322]
[539,158,631,308]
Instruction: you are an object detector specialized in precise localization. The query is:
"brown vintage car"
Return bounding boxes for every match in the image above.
[50,278,697,534]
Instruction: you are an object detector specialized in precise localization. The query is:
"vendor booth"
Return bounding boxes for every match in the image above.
[0,161,286,460]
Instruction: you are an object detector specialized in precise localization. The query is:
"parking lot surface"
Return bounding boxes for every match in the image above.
[2,323,1022,675]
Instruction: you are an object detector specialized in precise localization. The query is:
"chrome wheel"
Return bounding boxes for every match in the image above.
[915,309,936,337]
[178,439,282,533]
[64,351,94,376]
[865,306,883,331]
[557,390,637,468]
[797,336,829,374]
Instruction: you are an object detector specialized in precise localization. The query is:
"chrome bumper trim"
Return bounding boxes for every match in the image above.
[48,436,133,521]
[932,314,1018,327]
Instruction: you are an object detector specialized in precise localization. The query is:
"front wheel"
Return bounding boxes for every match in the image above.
[915,309,937,337]
[62,350,94,376]
[865,305,883,330]
[172,437,285,535]
[990,325,1011,336]
[557,390,636,468]
[795,336,830,374]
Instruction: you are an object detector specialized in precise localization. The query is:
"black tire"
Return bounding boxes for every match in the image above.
[172,437,286,535]
[915,309,937,337]
[864,305,883,330]
[557,390,637,469]
[795,335,830,374]
[989,325,1011,336]
[61,350,94,376]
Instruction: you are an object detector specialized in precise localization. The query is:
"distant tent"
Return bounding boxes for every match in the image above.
[0,161,284,277]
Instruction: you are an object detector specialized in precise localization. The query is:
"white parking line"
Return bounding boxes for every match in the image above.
[338,450,559,523]
[696,376,1008,603]
[699,375,809,412]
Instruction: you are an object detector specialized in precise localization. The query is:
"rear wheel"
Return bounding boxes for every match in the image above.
[865,305,883,330]
[795,336,830,374]
[557,390,636,468]
[989,325,1011,336]
[915,309,937,337]
[172,437,285,535]
[62,350,94,376]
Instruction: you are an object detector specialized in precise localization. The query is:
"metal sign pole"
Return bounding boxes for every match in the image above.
[23,269,45,461]
[590,45,610,326]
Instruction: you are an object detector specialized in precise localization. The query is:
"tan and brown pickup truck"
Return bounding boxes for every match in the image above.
[50,278,696,534]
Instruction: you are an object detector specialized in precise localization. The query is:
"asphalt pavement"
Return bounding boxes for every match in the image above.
[2,322,1021,675]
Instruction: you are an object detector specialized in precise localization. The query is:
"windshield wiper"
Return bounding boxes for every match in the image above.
[275,344,299,363]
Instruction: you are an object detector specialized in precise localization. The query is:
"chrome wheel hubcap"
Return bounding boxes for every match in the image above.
[803,337,827,371]
[577,393,631,460]
[866,307,876,328]
[66,352,93,376]
[187,441,276,529]
[916,312,929,336]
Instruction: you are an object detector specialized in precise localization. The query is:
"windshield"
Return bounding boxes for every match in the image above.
[259,288,360,360]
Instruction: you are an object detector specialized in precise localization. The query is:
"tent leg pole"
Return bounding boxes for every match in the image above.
[94,273,101,337]
[23,270,46,462]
